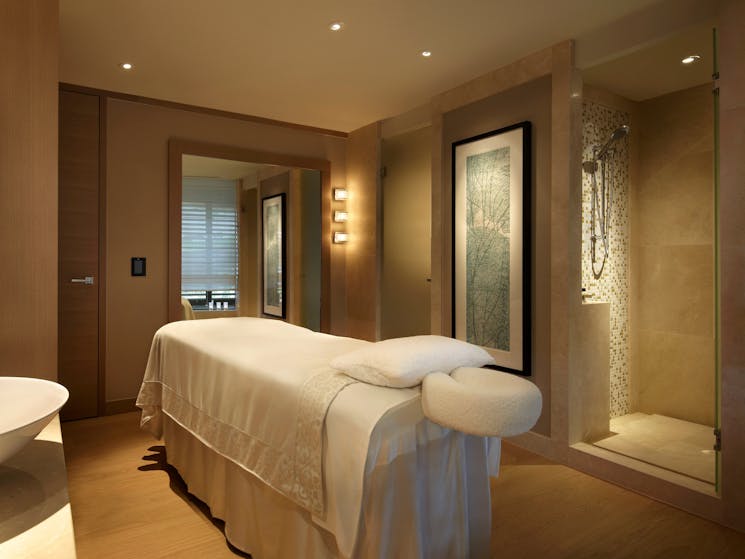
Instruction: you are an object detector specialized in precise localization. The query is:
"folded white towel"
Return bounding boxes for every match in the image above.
[422,367,542,437]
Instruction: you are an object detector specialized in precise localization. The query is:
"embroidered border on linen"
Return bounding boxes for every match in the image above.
[137,371,356,516]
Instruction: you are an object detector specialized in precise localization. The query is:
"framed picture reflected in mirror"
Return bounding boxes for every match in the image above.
[262,193,286,318]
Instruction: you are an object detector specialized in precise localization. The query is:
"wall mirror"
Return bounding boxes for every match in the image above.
[168,140,331,332]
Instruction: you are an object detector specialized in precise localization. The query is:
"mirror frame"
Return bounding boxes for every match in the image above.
[168,139,331,332]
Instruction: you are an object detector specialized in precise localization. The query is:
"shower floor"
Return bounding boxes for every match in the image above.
[593,413,715,484]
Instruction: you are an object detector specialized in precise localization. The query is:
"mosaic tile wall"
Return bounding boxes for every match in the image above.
[581,101,630,418]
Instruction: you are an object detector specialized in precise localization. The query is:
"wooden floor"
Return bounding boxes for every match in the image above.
[62,412,745,559]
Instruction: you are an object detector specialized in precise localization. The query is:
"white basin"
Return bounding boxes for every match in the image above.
[0,377,69,464]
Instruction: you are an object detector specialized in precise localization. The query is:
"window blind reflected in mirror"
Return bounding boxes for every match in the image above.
[182,177,239,310]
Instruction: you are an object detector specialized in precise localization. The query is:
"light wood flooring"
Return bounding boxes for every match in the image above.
[62,412,745,558]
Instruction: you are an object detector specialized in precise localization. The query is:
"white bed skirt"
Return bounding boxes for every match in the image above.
[163,416,499,558]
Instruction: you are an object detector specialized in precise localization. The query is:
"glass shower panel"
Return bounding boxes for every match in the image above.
[580,22,719,487]
[713,26,721,493]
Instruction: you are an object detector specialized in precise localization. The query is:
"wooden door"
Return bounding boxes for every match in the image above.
[58,90,101,420]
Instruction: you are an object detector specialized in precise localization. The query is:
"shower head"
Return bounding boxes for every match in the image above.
[596,125,630,160]
[610,124,630,141]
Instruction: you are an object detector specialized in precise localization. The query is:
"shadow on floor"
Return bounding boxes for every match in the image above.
[139,445,251,558]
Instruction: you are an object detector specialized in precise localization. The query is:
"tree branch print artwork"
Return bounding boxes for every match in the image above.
[265,203,281,307]
[465,147,511,350]
[453,121,530,374]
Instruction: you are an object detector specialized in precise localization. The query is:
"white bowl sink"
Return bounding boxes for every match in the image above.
[0,377,69,464]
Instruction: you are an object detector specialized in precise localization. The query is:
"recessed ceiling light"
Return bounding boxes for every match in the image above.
[421,51,432,58]
[329,22,343,31]
[120,62,133,70]
[681,54,701,65]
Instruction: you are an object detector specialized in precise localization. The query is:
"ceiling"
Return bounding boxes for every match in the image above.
[582,23,714,101]
[61,0,701,132]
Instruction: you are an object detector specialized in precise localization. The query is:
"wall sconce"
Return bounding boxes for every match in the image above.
[333,188,348,244]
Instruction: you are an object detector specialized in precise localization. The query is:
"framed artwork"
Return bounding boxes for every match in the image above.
[452,121,531,375]
[262,193,286,318]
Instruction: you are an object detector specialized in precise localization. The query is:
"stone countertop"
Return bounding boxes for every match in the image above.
[0,416,77,558]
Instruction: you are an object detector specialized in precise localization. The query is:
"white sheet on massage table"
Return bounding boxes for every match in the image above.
[139,317,501,556]
[164,408,501,558]
[326,384,501,556]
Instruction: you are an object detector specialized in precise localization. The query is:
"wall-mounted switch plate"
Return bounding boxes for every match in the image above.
[131,257,146,277]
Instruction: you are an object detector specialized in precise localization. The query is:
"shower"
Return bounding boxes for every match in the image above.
[583,124,629,278]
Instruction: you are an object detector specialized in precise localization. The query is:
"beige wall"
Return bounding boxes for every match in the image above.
[439,75,554,437]
[106,99,346,401]
[239,186,258,317]
[381,127,432,339]
[633,84,715,426]
[0,0,58,381]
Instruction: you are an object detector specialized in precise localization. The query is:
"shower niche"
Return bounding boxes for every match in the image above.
[577,23,718,487]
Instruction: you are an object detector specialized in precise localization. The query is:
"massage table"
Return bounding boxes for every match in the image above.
[136,317,540,558]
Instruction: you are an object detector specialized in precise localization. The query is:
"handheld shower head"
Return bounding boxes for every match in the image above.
[584,124,629,278]
[611,124,630,141]
[595,124,629,160]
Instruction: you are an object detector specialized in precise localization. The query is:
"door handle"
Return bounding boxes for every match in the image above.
[71,276,95,285]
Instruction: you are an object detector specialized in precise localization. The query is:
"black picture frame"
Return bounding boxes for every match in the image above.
[452,121,532,375]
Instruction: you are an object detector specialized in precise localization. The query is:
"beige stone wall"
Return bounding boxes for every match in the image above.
[633,83,715,426]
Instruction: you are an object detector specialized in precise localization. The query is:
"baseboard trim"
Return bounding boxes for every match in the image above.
[105,398,138,415]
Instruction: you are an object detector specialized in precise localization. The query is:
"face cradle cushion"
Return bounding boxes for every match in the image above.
[330,335,495,388]
[421,367,542,437]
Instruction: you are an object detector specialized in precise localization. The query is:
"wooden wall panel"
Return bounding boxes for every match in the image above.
[58,90,100,419]
[0,0,59,380]
[344,122,382,341]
